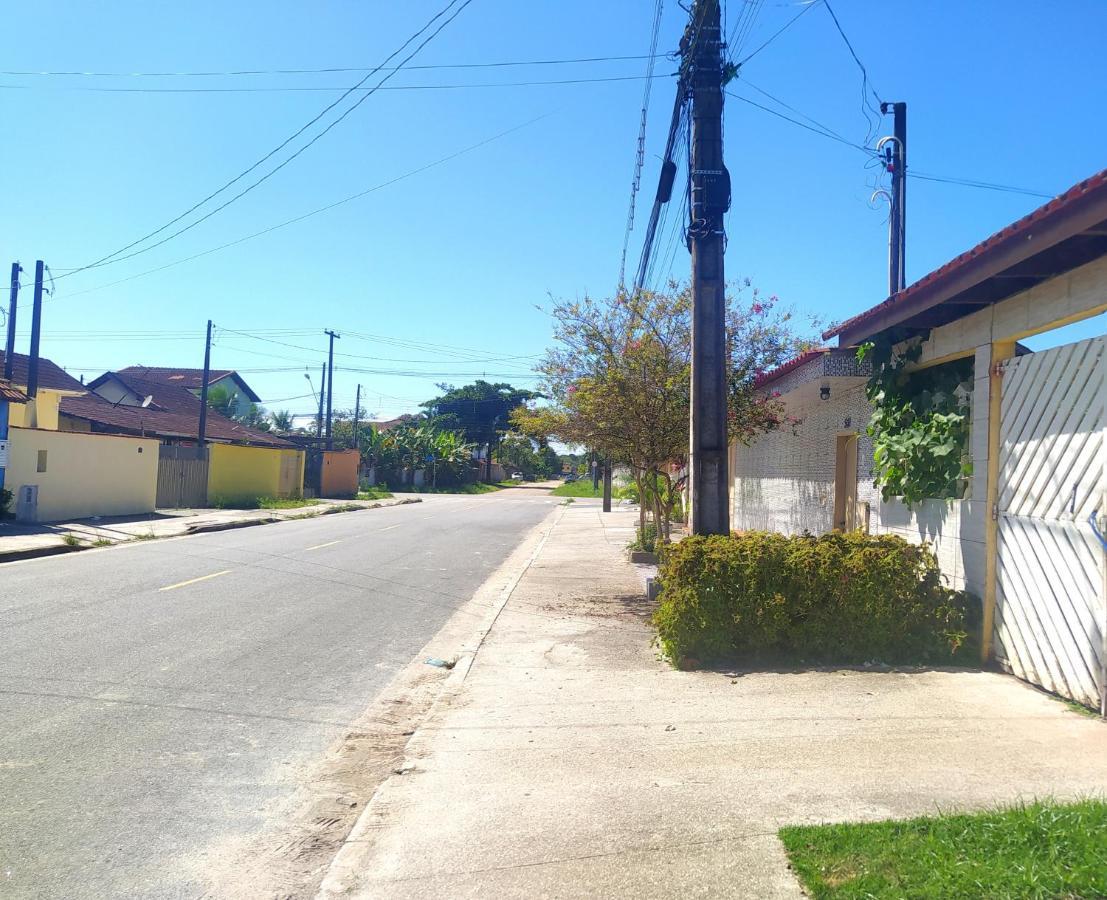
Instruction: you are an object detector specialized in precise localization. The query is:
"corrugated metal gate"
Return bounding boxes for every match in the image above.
[156,444,209,508]
[994,335,1107,709]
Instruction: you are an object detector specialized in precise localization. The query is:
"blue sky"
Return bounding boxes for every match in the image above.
[2,1,1104,421]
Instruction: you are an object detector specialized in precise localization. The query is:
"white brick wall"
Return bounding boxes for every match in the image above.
[733,379,985,596]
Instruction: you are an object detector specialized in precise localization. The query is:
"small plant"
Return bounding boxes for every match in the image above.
[0,487,12,519]
[61,533,82,547]
[627,523,658,553]
[257,496,318,509]
[132,531,158,541]
[92,538,114,548]
[356,487,394,500]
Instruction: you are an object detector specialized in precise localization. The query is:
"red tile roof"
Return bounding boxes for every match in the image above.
[753,348,828,388]
[824,168,1107,341]
[0,351,86,394]
[60,379,294,448]
[0,380,28,403]
[116,366,261,402]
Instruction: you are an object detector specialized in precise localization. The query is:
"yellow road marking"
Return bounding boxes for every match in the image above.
[304,540,343,551]
[158,570,233,592]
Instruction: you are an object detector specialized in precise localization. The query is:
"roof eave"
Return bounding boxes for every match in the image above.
[828,174,1107,347]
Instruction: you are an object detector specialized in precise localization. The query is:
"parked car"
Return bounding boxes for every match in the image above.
[510,472,524,481]
[564,473,578,483]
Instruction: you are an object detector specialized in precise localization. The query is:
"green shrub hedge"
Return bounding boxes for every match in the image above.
[653,531,974,667]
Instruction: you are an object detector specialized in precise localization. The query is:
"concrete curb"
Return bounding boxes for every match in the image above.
[0,496,424,565]
[315,503,567,899]
[0,543,85,564]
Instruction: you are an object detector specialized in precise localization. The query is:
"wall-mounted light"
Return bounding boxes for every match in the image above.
[843,416,852,429]
[820,385,831,401]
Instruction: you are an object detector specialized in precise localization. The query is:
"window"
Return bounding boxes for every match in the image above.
[36,449,48,473]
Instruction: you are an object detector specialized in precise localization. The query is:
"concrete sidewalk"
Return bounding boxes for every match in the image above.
[0,497,418,562]
[321,499,1107,899]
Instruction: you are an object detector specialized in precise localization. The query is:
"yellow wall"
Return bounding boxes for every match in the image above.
[7,389,65,430]
[6,427,158,522]
[208,443,305,504]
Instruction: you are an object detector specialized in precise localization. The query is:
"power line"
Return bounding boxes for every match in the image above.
[39,112,552,299]
[0,53,669,78]
[906,171,1055,200]
[617,0,666,290]
[820,0,882,141]
[55,0,474,281]
[725,89,873,154]
[735,0,819,65]
[725,89,1057,199]
[0,72,672,93]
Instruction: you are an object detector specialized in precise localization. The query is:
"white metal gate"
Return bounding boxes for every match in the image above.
[994,335,1107,709]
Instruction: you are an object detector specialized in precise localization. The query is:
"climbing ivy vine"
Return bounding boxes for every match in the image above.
[858,335,974,505]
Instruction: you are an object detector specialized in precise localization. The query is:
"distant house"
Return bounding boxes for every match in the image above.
[64,370,283,449]
[0,350,87,430]
[59,369,303,508]
[113,366,262,419]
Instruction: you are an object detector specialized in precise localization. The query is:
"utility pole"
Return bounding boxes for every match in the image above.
[316,363,326,439]
[602,461,613,513]
[353,383,362,450]
[685,0,730,535]
[880,101,907,294]
[4,263,21,381]
[324,329,339,449]
[26,262,45,400]
[197,320,213,446]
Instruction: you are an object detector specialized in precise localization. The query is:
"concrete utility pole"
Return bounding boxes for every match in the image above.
[353,383,362,450]
[26,262,45,400]
[316,363,326,439]
[197,320,213,446]
[686,0,731,535]
[880,101,907,294]
[324,329,340,449]
[4,263,21,381]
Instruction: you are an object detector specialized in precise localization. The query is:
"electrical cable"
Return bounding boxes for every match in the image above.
[820,0,882,142]
[617,0,666,290]
[0,53,670,78]
[725,89,1055,198]
[54,0,475,281]
[38,112,552,301]
[735,0,819,65]
[0,72,671,93]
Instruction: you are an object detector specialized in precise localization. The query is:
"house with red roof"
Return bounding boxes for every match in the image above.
[731,169,1107,710]
[59,368,304,507]
[114,366,261,419]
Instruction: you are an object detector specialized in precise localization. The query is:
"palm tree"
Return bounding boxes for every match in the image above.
[269,409,294,433]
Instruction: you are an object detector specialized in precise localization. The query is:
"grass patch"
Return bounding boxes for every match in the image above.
[61,533,82,547]
[550,480,631,498]
[357,488,394,500]
[1058,696,1100,718]
[210,495,317,510]
[131,531,158,541]
[92,538,114,548]
[390,483,501,495]
[257,496,318,510]
[780,799,1107,899]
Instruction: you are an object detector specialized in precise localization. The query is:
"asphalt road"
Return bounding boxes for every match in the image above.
[0,489,558,899]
